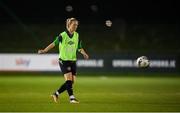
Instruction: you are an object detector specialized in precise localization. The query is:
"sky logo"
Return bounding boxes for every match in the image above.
[15,58,30,66]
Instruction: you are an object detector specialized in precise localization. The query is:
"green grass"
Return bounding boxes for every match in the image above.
[0,73,180,112]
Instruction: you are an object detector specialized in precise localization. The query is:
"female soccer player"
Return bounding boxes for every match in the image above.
[38,17,89,103]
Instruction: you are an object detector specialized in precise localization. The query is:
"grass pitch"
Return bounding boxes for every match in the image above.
[0,73,180,112]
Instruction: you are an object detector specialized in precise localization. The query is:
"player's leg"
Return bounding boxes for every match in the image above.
[51,60,67,103]
[68,61,79,103]
[64,72,79,103]
[51,81,66,103]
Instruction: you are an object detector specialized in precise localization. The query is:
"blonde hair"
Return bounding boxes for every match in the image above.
[66,17,78,30]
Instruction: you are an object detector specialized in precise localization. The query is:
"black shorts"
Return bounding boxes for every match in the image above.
[59,59,77,75]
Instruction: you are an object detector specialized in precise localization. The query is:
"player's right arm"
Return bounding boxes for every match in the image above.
[38,42,55,54]
[38,35,61,54]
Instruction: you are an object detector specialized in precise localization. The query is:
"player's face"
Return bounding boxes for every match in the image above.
[69,21,78,32]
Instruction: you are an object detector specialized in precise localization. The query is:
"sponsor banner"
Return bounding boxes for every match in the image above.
[0,53,178,72]
[112,59,176,68]
[0,54,59,71]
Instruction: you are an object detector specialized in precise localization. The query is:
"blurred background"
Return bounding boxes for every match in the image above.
[0,0,180,112]
[0,0,179,73]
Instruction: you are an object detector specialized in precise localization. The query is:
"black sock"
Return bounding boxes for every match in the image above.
[66,80,73,96]
[56,82,66,94]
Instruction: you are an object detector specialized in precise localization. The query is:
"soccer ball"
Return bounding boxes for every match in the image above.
[136,56,150,68]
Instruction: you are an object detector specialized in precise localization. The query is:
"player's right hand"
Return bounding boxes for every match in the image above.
[38,49,45,54]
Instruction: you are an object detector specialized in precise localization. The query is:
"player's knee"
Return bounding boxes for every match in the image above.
[64,72,73,81]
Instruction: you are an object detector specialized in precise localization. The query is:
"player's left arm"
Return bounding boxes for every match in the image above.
[79,48,89,59]
[78,39,89,59]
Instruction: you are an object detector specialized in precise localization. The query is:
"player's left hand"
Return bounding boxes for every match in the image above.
[83,54,89,59]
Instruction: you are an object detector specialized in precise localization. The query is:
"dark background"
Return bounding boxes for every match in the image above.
[0,0,178,23]
[0,0,179,53]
